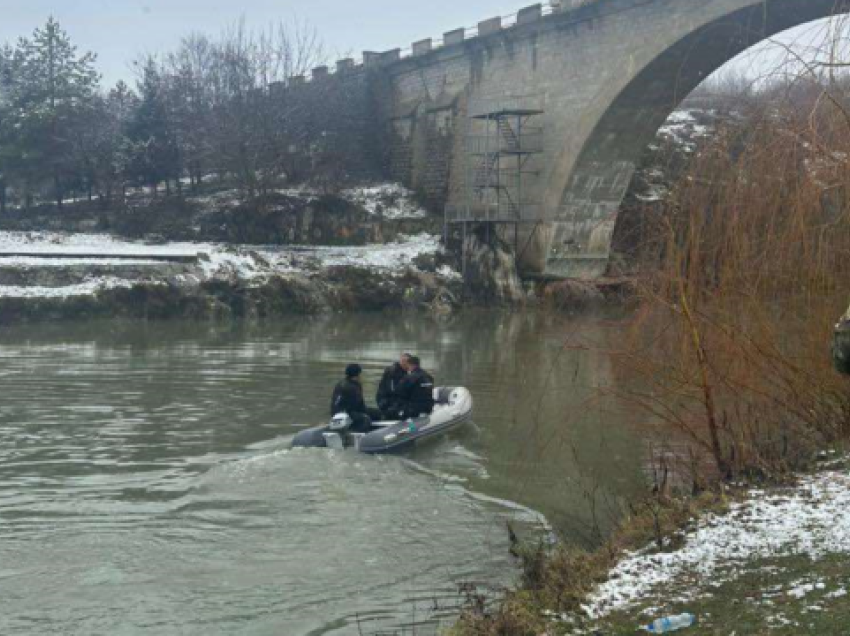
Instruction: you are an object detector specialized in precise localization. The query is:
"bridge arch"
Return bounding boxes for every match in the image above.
[533,0,849,278]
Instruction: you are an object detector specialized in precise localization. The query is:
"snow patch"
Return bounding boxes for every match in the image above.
[186,182,431,221]
[305,233,442,271]
[0,257,166,267]
[0,278,147,299]
[0,231,455,297]
[0,231,202,259]
[342,183,430,220]
[657,108,716,153]
[583,470,850,619]
[437,264,462,281]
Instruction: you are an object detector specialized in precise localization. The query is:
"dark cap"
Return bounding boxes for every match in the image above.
[345,364,363,378]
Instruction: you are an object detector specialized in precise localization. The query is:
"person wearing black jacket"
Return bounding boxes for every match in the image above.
[376,354,411,417]
[394,356,436,419]
[330,364,383,432]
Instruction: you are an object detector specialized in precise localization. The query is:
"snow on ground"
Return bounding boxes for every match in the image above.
[635,185,669,203]
[0,230,449,298]
[583,469,850,619]
[304,233,441,269]
[341,183,429,220]
[0,231,201,259]
[0,256,167,267]
[186,182,431,220]
[0,279,141,299]
[657,108,715,153]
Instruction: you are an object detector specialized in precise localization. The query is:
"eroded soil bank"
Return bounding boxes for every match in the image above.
[0,269,463,324]
[0,232,463,324]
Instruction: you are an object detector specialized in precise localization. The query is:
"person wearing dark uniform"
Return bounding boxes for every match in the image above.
[330,364,383,433]
[376,354,411,418]
[395,356,436,419]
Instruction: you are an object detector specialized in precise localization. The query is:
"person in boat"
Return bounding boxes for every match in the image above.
[395,356,436,419]
[331,364,383,433]
[376,353,411,418]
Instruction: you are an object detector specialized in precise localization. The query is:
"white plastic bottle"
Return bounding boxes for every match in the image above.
[644,613,696,633]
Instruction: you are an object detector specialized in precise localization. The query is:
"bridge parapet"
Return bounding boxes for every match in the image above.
[280,2,565,88]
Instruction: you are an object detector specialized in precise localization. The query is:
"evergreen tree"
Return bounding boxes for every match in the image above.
[0,44,13,212]
[126,58,179,195]
[0,18,99,208]
[0,42,37,210]
[103,81,140,202]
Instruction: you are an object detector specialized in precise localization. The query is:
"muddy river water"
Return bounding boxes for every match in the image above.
[0,310,649,635]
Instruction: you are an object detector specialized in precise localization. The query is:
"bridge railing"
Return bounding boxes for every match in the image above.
[297,2,572,84]
[403,3,560,55]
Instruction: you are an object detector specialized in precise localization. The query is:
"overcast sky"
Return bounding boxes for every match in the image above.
[0,0,838,87]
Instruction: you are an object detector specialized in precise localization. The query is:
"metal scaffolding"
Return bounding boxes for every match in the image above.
[445,97,546,260]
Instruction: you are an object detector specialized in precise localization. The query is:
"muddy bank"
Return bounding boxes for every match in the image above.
[0,266,634,325]
[0,271,635,324]
[0,229,465,324]
[0,267,461,324]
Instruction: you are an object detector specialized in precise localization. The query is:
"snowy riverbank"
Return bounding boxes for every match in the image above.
[0,230,455,297]
[0,180,440,247]
[456,461,850,635]
[537,461,850,635]
[589,467,850,609]
[0,230,460,321]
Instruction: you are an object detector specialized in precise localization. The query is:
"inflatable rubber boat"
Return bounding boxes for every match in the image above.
[291,387,473,454]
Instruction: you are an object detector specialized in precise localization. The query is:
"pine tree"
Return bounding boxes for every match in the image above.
[126,58,179,195]
[0,44,13,213]
[0,18,99,209]
[25,17,100,207]
[104,81,140,202]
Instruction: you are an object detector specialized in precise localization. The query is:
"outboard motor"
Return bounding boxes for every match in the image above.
[323,413,353,450]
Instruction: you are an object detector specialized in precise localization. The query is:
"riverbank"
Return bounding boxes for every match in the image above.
[0,182,440,245]
[0,230,462,322]
[454,455,850,635]
[0,228,639,323]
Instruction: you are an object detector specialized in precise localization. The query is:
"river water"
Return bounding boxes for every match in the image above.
[0,310,648,635]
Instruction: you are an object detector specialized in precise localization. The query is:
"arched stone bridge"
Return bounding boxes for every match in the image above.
[315,0,849,278]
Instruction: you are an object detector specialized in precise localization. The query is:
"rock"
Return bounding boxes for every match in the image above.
[412,252,438,273]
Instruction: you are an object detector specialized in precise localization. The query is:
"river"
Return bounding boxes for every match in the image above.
[0,310,649,635]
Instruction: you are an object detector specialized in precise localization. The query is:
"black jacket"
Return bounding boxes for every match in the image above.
[330,378,367,416]
[376,363,407,409]
[396,368,436,416]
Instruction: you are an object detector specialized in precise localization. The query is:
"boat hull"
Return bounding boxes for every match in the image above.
[292,387,473,454]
